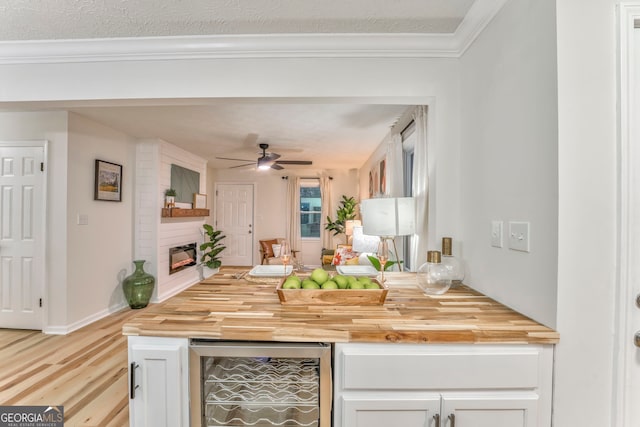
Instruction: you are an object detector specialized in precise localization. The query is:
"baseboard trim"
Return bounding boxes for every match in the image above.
[43,302,129,335]
[154,278,200,303]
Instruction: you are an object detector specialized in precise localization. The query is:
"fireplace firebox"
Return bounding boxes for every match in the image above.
[169,243,197,274]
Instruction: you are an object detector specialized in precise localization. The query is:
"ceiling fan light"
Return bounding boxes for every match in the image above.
[257,157,271,170]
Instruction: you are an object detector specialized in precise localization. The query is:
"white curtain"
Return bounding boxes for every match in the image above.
[286,176,301,251]
[320,175,333,249]
[386,133,404,197]
[410,106,429,269]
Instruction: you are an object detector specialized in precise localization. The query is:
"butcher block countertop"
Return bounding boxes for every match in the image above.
[122,267,559,344]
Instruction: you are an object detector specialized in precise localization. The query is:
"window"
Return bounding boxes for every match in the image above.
[300,179,321,239]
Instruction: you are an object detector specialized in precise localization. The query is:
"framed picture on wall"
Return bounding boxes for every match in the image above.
[193,193,207,209]
[94,159,122,202]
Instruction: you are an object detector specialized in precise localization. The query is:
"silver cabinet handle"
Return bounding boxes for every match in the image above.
[448,414,456,427]
[433,413,440,427]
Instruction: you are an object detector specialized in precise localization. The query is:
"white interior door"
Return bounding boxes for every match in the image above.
[215,183,254,266]
[0,143,45,330]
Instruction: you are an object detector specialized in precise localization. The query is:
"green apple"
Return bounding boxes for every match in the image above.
[282,279,301,289]
[321,280,339,289]
[302,279,321,289]
[349,281,365,289]
[364,282,380,290]
[310,268,329,285]
[287,275,302,284]
[333,275,349,289]
[358,276,372,285]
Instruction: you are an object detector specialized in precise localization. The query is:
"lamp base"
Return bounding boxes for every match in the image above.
[379,236,403,272]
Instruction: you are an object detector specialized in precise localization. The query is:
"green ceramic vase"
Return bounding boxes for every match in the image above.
[122,260,155,309]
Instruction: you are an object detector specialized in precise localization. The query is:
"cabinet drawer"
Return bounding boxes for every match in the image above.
[338,343,543,390]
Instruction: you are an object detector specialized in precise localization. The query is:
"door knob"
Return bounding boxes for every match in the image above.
[635,331,640,347]
[636,294,640,308]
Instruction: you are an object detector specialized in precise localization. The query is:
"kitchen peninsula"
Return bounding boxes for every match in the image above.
[123,267,559,427]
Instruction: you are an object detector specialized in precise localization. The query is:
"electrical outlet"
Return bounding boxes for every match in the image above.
[508,221,530,252]
[491,220,503,248]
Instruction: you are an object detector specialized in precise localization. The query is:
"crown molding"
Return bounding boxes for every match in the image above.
[0,0,506,65]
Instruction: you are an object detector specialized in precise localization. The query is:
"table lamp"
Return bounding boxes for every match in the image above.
[360,197,416,271]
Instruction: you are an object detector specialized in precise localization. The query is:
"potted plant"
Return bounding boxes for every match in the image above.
[164,188,177,208]
[325,195,358,243]
[199,224,226,279]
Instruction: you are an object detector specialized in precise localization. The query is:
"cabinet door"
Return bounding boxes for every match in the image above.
[441,393,538,427]
[342,394,441,427]
[128,336,189,427]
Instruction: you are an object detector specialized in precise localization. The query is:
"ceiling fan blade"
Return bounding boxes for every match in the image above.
[270,164,284,170]
[229,163,255,169]
[275,160,313,165]
[216,156,254,162]
[264,152,281,161]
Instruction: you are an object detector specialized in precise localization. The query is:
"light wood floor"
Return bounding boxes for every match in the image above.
[0,308,143,427]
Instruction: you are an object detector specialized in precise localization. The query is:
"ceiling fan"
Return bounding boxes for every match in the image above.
[217,143,312,170]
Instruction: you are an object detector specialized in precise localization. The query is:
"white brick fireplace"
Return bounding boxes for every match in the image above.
[134,139,208,302]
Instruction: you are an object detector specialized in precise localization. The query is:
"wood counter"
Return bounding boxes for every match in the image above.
[122,267,559,344]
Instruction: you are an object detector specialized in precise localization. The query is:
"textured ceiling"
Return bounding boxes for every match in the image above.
[70,103,410,170]
[2,1,477,171]
[0,0,475,40]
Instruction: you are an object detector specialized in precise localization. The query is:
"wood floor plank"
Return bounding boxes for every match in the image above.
[0,308,143,427]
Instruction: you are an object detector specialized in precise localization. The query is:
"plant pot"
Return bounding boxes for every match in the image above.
[122,260,156,309]
[200,265,219,280]
[165,195,175,208]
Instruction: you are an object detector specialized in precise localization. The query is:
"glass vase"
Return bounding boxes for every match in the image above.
[416,251,452,295]
[122,260,156,309]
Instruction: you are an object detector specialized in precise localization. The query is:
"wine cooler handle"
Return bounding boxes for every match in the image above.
[448,413,456,427]
[130,362,139,399]
[433,413,440,427]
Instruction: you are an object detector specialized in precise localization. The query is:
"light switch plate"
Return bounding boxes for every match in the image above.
[491,220,503,248]
[77,213,89,225]
[508,221,530,252]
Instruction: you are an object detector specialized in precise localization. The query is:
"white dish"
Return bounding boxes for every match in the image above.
[336,265,378,276]
[249,265,293,277]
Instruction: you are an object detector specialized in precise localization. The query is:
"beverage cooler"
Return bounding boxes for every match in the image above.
[189,340,332,427]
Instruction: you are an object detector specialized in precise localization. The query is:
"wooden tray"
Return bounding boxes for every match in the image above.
[276,277,388,306]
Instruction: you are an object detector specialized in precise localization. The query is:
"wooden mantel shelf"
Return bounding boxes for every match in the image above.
[161,208,210,218]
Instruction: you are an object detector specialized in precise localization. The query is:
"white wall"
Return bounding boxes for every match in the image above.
[459,0,559,328]
[0,111,70,330]
[67,112,135,327]
[555,0,618,426]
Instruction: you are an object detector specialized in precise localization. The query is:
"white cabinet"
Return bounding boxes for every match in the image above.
[128,336,189,427]
[334,343,554,427]
[342,393,441,427]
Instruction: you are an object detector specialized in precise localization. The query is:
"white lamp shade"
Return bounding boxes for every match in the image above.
[361,197,416,237]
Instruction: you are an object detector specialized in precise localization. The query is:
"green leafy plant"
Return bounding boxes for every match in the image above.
[325,195,358,239]
[367,255,401,272]
[200,224,226,269]
[164,188,177,197]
